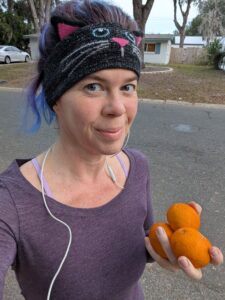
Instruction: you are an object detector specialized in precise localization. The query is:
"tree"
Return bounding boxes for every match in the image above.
[173,0,198,48]
[0,11,32,49]
[206,38,222,66]
[132,0,155,68]
[27,0,52,32]
[0,0,61,33]
[185,15,202,35]
[198,0,225,43]
[132,0,155,32]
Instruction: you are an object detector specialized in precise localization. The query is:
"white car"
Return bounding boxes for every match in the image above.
[0,45,30,64]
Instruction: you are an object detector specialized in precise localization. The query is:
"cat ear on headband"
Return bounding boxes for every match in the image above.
[57,23,80,40]
[51,16,85,40]
[133,31,143,46]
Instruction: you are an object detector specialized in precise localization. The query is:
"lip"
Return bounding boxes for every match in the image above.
[95,127,123,140]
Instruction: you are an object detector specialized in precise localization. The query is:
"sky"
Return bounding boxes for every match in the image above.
[110,0,199,34]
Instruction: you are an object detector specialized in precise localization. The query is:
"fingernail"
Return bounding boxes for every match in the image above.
[156,227,164,236]
[179,258,189,268]
[210,247,218,257]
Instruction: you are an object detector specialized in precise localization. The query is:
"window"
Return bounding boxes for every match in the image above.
[11,47,19,51]
[145,43,156,52]
[144,43,161,54]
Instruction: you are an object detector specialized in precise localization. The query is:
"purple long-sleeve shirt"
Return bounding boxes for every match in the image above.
[0,148,154,300]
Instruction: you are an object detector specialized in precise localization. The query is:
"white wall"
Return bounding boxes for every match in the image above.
[144,41,171,65]
[29,37,39,60]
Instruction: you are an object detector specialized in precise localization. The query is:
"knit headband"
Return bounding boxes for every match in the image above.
[43,17,143,109]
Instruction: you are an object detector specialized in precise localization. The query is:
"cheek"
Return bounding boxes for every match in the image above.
[59,103,98,131]
[127,98,138,122]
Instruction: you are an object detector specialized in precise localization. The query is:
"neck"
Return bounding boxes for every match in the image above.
[45,141,107,184]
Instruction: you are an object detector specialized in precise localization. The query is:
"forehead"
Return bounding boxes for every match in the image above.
[82,69,138,82]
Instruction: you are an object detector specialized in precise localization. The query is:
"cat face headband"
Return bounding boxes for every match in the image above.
[43,17,143,109]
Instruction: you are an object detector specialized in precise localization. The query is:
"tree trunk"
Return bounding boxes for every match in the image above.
[27,0,53,32]
[179,30,185,48]
[45,0,52,23]
[27,0,40,32]
[133,0,155,68]
[39,0,45,28]
[173,0,193,48]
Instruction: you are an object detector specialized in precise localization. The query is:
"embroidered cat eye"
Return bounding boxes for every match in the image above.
[92,27,110,38]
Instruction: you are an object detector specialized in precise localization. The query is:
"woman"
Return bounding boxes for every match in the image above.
[0,0,223,299]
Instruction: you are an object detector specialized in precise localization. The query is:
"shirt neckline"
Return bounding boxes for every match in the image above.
[13,148,135,216]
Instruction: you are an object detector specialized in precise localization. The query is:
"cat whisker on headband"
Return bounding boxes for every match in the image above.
[62,43,110,74]
[60,40,109,67]
[132,46,142,63]
[67,44,110,77]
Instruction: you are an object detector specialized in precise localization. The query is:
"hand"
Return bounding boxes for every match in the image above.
[145,201,224,280]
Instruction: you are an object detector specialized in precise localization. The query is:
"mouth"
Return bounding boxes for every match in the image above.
[95,127,124,140]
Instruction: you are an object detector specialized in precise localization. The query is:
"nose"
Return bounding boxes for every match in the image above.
[102,92,126,117]
[111,37,129,47]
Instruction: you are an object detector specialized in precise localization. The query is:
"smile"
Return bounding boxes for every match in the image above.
[95,128,123,140]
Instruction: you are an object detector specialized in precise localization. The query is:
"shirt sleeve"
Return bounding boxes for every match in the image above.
[0,180,19,299]
[144,166,155,263]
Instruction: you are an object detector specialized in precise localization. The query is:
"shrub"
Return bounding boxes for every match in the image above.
[206,39,222,66]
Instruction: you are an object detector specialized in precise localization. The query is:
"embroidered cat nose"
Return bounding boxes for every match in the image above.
[111,37,129,47]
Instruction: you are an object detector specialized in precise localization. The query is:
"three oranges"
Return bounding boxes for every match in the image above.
[148,202,212,268]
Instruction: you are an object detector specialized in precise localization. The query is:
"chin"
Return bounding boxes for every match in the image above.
[100,142,125,156]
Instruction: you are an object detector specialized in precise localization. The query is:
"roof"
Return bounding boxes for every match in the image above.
[145,34,173,41]
[23,34,39,38]
[174,36,206,46]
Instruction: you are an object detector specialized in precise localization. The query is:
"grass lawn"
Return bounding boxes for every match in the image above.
[0,62,225,104]
[0,62,36,89]
[139,64,225,105]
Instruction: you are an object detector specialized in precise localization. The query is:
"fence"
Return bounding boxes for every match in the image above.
[169,47,208,65]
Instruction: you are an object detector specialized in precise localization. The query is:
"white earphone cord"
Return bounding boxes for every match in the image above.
[40,148,72,300]
[40,130,130,298]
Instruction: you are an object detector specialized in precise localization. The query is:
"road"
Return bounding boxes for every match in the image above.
[0,90,225,300]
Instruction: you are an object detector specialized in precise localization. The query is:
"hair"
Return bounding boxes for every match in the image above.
[25,0,139,133]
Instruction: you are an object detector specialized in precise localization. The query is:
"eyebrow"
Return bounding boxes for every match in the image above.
[83,74,138,83]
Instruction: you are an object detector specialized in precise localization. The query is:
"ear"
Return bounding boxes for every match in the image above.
[52,102,59,114]
[57,23,80,40]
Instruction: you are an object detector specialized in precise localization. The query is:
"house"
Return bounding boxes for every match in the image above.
[144,34,173,65]
[172,36,207,48]
[24,33,173,65]
[23,33,39,60]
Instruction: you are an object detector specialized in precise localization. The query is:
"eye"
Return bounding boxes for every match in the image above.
[92,28,110,38]
[121,84,136,92]
[84,83,102,93]
[125,32,135,44]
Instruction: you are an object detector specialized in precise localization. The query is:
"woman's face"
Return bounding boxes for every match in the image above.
[53,68,138,156]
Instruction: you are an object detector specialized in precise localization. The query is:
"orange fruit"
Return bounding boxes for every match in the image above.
[148,223,173,259]
[167,203,200,230]
[170,227,212,268]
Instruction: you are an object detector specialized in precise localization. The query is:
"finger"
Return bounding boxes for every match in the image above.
[209,247,224,265]
[178,256,202,280]
[188,201,202,215]
[156,227,177,264]
[145,237,178,272]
